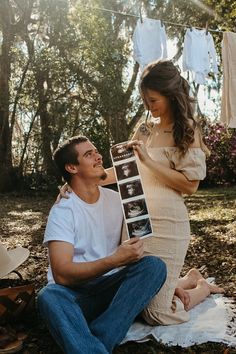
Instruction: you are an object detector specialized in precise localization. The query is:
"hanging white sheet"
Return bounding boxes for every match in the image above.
[221,31,236,128]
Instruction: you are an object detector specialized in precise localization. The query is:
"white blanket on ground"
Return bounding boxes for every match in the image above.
[123,294,236,347]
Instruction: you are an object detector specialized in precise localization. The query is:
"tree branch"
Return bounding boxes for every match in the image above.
[127,103,145,136]
[123,61,139,107]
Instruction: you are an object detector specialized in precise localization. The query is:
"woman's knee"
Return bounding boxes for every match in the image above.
[142,305,189,326]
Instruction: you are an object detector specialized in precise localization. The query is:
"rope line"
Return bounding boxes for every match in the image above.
[84,5,224,34]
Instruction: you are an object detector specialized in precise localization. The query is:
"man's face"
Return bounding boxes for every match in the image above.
[72,141,107,181]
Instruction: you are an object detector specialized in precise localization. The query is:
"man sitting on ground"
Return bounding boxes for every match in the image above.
[37,136,167,354]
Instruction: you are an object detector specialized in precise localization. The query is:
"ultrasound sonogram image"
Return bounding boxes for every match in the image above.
[119,180,143,200]
[111,141,152,239]
[110,143,134,162]
[127,218,152,238]
[115,160,139,181]
[123,199,148,219]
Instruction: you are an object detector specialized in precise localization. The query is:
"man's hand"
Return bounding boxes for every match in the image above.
[111,237,144,267]
[49,238,144,286]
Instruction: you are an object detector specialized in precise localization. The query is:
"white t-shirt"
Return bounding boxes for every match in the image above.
[44,187,123,284]
[133,18,168,70]
[182,28,218,85]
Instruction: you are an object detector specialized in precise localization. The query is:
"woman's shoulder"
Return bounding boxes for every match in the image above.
[132,121,152,141]
[134,120,160,135]
[136,122,152,136]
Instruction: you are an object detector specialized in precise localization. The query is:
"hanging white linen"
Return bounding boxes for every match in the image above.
[182,28,218,85]
[133,18,168,70]
[221,31,236,128]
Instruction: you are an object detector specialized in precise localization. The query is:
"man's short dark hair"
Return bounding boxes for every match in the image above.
[53,136,88,183]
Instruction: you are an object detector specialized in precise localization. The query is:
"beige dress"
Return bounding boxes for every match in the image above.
[129,123,206,325]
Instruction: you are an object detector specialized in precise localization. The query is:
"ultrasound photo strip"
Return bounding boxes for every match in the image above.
[110,141,153,239]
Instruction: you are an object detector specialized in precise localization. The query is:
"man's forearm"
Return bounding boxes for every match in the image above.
[52,255,118,286]
[49,237,143,287]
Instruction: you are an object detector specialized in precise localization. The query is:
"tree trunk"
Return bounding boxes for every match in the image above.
[111,111,129,144]
[0,1,14,192]
[36,73,57,177]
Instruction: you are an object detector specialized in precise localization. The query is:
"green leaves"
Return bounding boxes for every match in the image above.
[1,0,236,191]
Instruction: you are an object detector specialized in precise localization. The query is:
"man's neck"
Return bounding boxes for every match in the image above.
[70,179,100,204]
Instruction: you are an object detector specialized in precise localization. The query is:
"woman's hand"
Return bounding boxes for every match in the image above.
[55,183,72,204]
[127,140,151,164]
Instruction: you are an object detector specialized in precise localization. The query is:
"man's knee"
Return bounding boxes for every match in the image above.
[38,284,58,302]
[140,255,167,280]
[37,284,67,315]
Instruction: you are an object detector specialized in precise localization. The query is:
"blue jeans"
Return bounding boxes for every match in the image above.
[37,256,166,354]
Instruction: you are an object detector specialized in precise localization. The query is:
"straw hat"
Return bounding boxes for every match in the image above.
[0,243,29,279]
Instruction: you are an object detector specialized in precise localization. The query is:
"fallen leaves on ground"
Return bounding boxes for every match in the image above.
[0,187,235,354]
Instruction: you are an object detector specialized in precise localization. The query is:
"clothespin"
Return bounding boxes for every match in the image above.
[161,19,164,27]
[190,26,193,32]
[205,21,209,35]
[139,4,143,23]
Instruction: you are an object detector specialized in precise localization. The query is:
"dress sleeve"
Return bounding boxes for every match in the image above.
[166,148,206,181]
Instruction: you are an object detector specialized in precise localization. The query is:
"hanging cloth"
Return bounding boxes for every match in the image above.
[182,28,218,85]
[133,18,168,70]
[221,32,236,128]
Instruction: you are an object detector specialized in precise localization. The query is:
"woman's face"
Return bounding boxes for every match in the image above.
[143,89,171,119]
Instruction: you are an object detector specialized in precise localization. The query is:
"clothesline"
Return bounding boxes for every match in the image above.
[84,5,224,34]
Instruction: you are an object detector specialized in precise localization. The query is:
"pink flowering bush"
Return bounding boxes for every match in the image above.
[202,120,236,186]
[202,121,236,186]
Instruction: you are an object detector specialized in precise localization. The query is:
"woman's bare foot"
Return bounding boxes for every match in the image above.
[174,287,190,310]
[197,278,225,295]
[208,281,225,294]
[178,268,204,290]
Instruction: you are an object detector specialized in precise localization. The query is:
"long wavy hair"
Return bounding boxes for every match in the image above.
[139,60,206,155]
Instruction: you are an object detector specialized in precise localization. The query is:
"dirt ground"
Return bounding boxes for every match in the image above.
[0,187,235,354]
